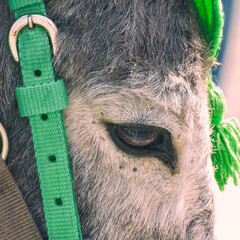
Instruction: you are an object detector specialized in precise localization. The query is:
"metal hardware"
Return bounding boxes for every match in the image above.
[9,14,58,62]
[27,15,34,30]
[0,123,9,161]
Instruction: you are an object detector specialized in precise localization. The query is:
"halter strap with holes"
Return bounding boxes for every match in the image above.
[7,0,83,239]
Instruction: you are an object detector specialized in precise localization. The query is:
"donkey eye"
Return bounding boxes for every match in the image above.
[107,123,177,172]
[117,126,158,147]
[108,124,165,155]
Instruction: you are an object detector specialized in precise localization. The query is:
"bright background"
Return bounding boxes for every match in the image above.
[215,180,240,240]
[214,0,240,239]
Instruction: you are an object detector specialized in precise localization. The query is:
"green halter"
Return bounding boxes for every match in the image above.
[8,0,83,239]
[193,0,240,190]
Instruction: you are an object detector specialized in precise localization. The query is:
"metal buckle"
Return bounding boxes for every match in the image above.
[0,123,8,161]
[9,14,58,62]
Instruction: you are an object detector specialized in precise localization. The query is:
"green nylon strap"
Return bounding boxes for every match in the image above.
[13,1,46,19]
[8,0,43,11]
[16,79,68,116]
[8,0,83,239]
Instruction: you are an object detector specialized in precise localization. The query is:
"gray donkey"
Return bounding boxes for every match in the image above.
[0,0,216,239]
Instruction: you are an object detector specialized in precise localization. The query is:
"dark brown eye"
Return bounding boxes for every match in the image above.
[108,124,166,155]
[107,123,177,172]
[117,126,158,147]
[107,123,177,173]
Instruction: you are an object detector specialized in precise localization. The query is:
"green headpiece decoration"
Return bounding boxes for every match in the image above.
[193,0,240,190]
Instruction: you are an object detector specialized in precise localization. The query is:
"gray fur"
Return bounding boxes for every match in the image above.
[0,0,216,239]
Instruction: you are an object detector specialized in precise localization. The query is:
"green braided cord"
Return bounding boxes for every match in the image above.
[16,79,68,116]
[208,77,240,190]
[192,0,224,57]
[8,0,83,238]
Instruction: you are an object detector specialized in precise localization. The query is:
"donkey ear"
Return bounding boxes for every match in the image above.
[192,0,224,58]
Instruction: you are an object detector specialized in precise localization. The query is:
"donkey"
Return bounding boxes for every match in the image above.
[0,0,216,239]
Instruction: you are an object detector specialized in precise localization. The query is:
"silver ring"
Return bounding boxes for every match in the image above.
[9,14,58,62]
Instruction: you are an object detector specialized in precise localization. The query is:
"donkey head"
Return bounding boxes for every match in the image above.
[51,0,215,239]
[1,0,218,239]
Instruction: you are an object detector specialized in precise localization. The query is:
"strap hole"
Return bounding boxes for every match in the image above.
[41,114,48,120]
[49,155,56,162]
[34,70,42,77]
[55,198,63,206]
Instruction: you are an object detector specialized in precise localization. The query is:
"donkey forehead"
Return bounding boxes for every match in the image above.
[71,71,201,128]
[57,0,208,127]
[55,0,208,88]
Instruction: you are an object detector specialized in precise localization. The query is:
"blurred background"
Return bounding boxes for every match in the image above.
[214,0,240,239]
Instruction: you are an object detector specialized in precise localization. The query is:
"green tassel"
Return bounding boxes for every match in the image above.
[193,0,239,190]
[208,77,240,190]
